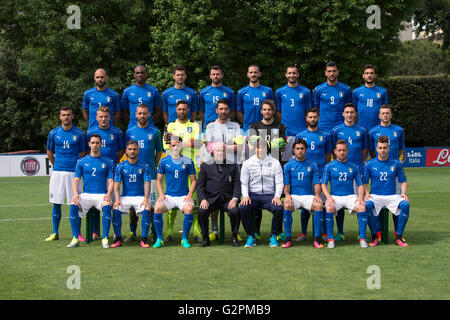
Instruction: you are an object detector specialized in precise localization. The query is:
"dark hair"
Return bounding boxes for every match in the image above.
[377,135,389,144]
[216,98,230,108]
[293,139,307,150]
[170,135,183,143]
[325,61,338,70]
[136,103,149,110]
[176,99,189,107]
[89,133,102,142]
[126,139,139,147]
[305,107,319,117]
[173,64,186,74]
[335,139,348,148]
[379,104,392,112]
[261,99,275,111]
[248,64,260,72]
[363,64,377,74]
[97,106,110,114]
[210,65,222,72]
[60,106,73,113]
[286,65,299,72]
[343,103,356,112]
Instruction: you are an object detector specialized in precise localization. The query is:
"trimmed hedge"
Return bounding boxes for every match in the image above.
[378,75,450,147]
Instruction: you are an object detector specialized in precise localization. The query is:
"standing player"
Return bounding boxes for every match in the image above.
[352,64,388,131]
[282,139,324,248]
[364,136,410,247]
[121,65,162,128]
[295,107,331,241]
[368,104,405,161]
[154,137,197,248]
[312,61,352,133]
[321,140,368,249]
[125,104,163,242]
[162,64,199,123]
[236,64,274,131]
[111,140,152,248]
[163,100,202,242]
[330,103,369,241]
[67,134,114,248]
[199,65,235,128]
[82,68,121,129]
[45,106,87,242]
[275,66,312,137]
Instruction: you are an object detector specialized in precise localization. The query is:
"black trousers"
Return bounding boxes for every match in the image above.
[198,199,240,240]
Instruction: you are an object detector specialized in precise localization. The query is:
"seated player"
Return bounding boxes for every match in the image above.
[282,139,324,248]
[153,136,197,248]
[321,140,368,248]
[111,140,152,248]
[239,136,284,248]
[67,134,114,248]
[364,135,410,247]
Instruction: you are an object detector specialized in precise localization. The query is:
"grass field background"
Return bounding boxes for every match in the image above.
[0,167,449,300]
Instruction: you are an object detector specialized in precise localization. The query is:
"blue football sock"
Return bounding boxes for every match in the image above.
[101,206,111,239]
[313,210,323,238]
[69,205,81,238]
[112,209,122,238]
[141,210,151,239]
[366,201,377,235]
[357,211,368,240]
[283,210,293,238]
[336,208,345,234]
[153,213,163,239]
[375,214,382,233]
[397,201,410,236]
[325,212,334,240]
[300,209,310,234]
[182,213,194,240]
[52,204,62,234]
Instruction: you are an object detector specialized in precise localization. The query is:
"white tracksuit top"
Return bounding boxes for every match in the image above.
[240,154,284,198]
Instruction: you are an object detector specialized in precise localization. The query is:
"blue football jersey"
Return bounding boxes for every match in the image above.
[295,129,331,176]
[275,84,312,136]
[236,84,274,131]
[81,87,120,129]
[368,124,405,160]
[126,124,163,180]
[331,123,368,167]
[352,85,388,130]
[161,86,199,123]
[322,160,363,196]
[157,155,196,197]
[74,155,114,194]
[121,83,162,128]
[114,160,151,197]
[312,82,352,133]
[364,158,407,195]
[87,125,125,164]
[47,126,87,172]
[283,158,320,196]
[199,84,235,128]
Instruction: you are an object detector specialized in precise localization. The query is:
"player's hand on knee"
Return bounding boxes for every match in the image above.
[140,199,150,210]
[184,194,194,205]
[272,196,282,206]
[113,201,121,210]
[200,199,209,210]
[157,195,166,205]
[400,194,409,202]
[71,194,80,206]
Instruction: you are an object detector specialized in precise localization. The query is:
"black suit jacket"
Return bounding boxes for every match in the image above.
[196,162,241,204]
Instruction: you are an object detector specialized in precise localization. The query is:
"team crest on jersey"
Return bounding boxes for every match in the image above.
[268,162,272,168]
[319,136,324,141]
[356,131,361,137]
[187,127,192,133]
[224,93,228,98]
[377,93,381,98]
[182,164,186,169]
[147,92,152,97]
[106,96,111,103]
[349,168,353,173]
[299,93,303,99]
[138,169,143,174]
[390,166,395,172]
[148,134,153,140]
[110,134,114,140]
[339,92,343,97]
[394,132,398,137]
[72,135,77,141]
[307,166,311,172]
[186,95,190,100]
[101,163,106,168]
[262,92,266,97]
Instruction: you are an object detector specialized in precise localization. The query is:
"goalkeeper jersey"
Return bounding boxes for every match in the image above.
[164,119,201,169]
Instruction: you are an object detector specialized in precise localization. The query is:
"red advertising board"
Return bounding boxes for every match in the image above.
[426,148,450,167]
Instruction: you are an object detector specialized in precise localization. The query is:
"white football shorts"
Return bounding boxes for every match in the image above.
[163,195,191,211]
[291,195,315,211]
[328,194,361,214]
[116,196,148,215]
[49,171,81,204]
[367,194,403,216]
[72,193,111,218]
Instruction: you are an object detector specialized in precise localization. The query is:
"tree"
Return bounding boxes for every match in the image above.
[413,0,450,49]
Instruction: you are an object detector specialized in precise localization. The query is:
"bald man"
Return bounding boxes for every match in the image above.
[82,68,121,129]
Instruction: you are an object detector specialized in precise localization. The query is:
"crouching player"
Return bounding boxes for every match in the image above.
[282,139,324,248]
[363,135,409,247]
[153,137,197,248]
[111,140,152,248]
[67,134,114,248]
[321,140,368,248]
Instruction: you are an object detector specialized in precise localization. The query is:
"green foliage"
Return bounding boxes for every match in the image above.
[378,75,450,147]
[413,0,450,48]
[386,40,450,76]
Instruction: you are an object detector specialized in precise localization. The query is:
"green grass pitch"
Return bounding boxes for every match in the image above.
[0,167,449,300]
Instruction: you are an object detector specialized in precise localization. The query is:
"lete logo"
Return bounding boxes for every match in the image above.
[426,148,450,166]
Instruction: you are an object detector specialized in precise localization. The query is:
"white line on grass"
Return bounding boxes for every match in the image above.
[0,204,51,208]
